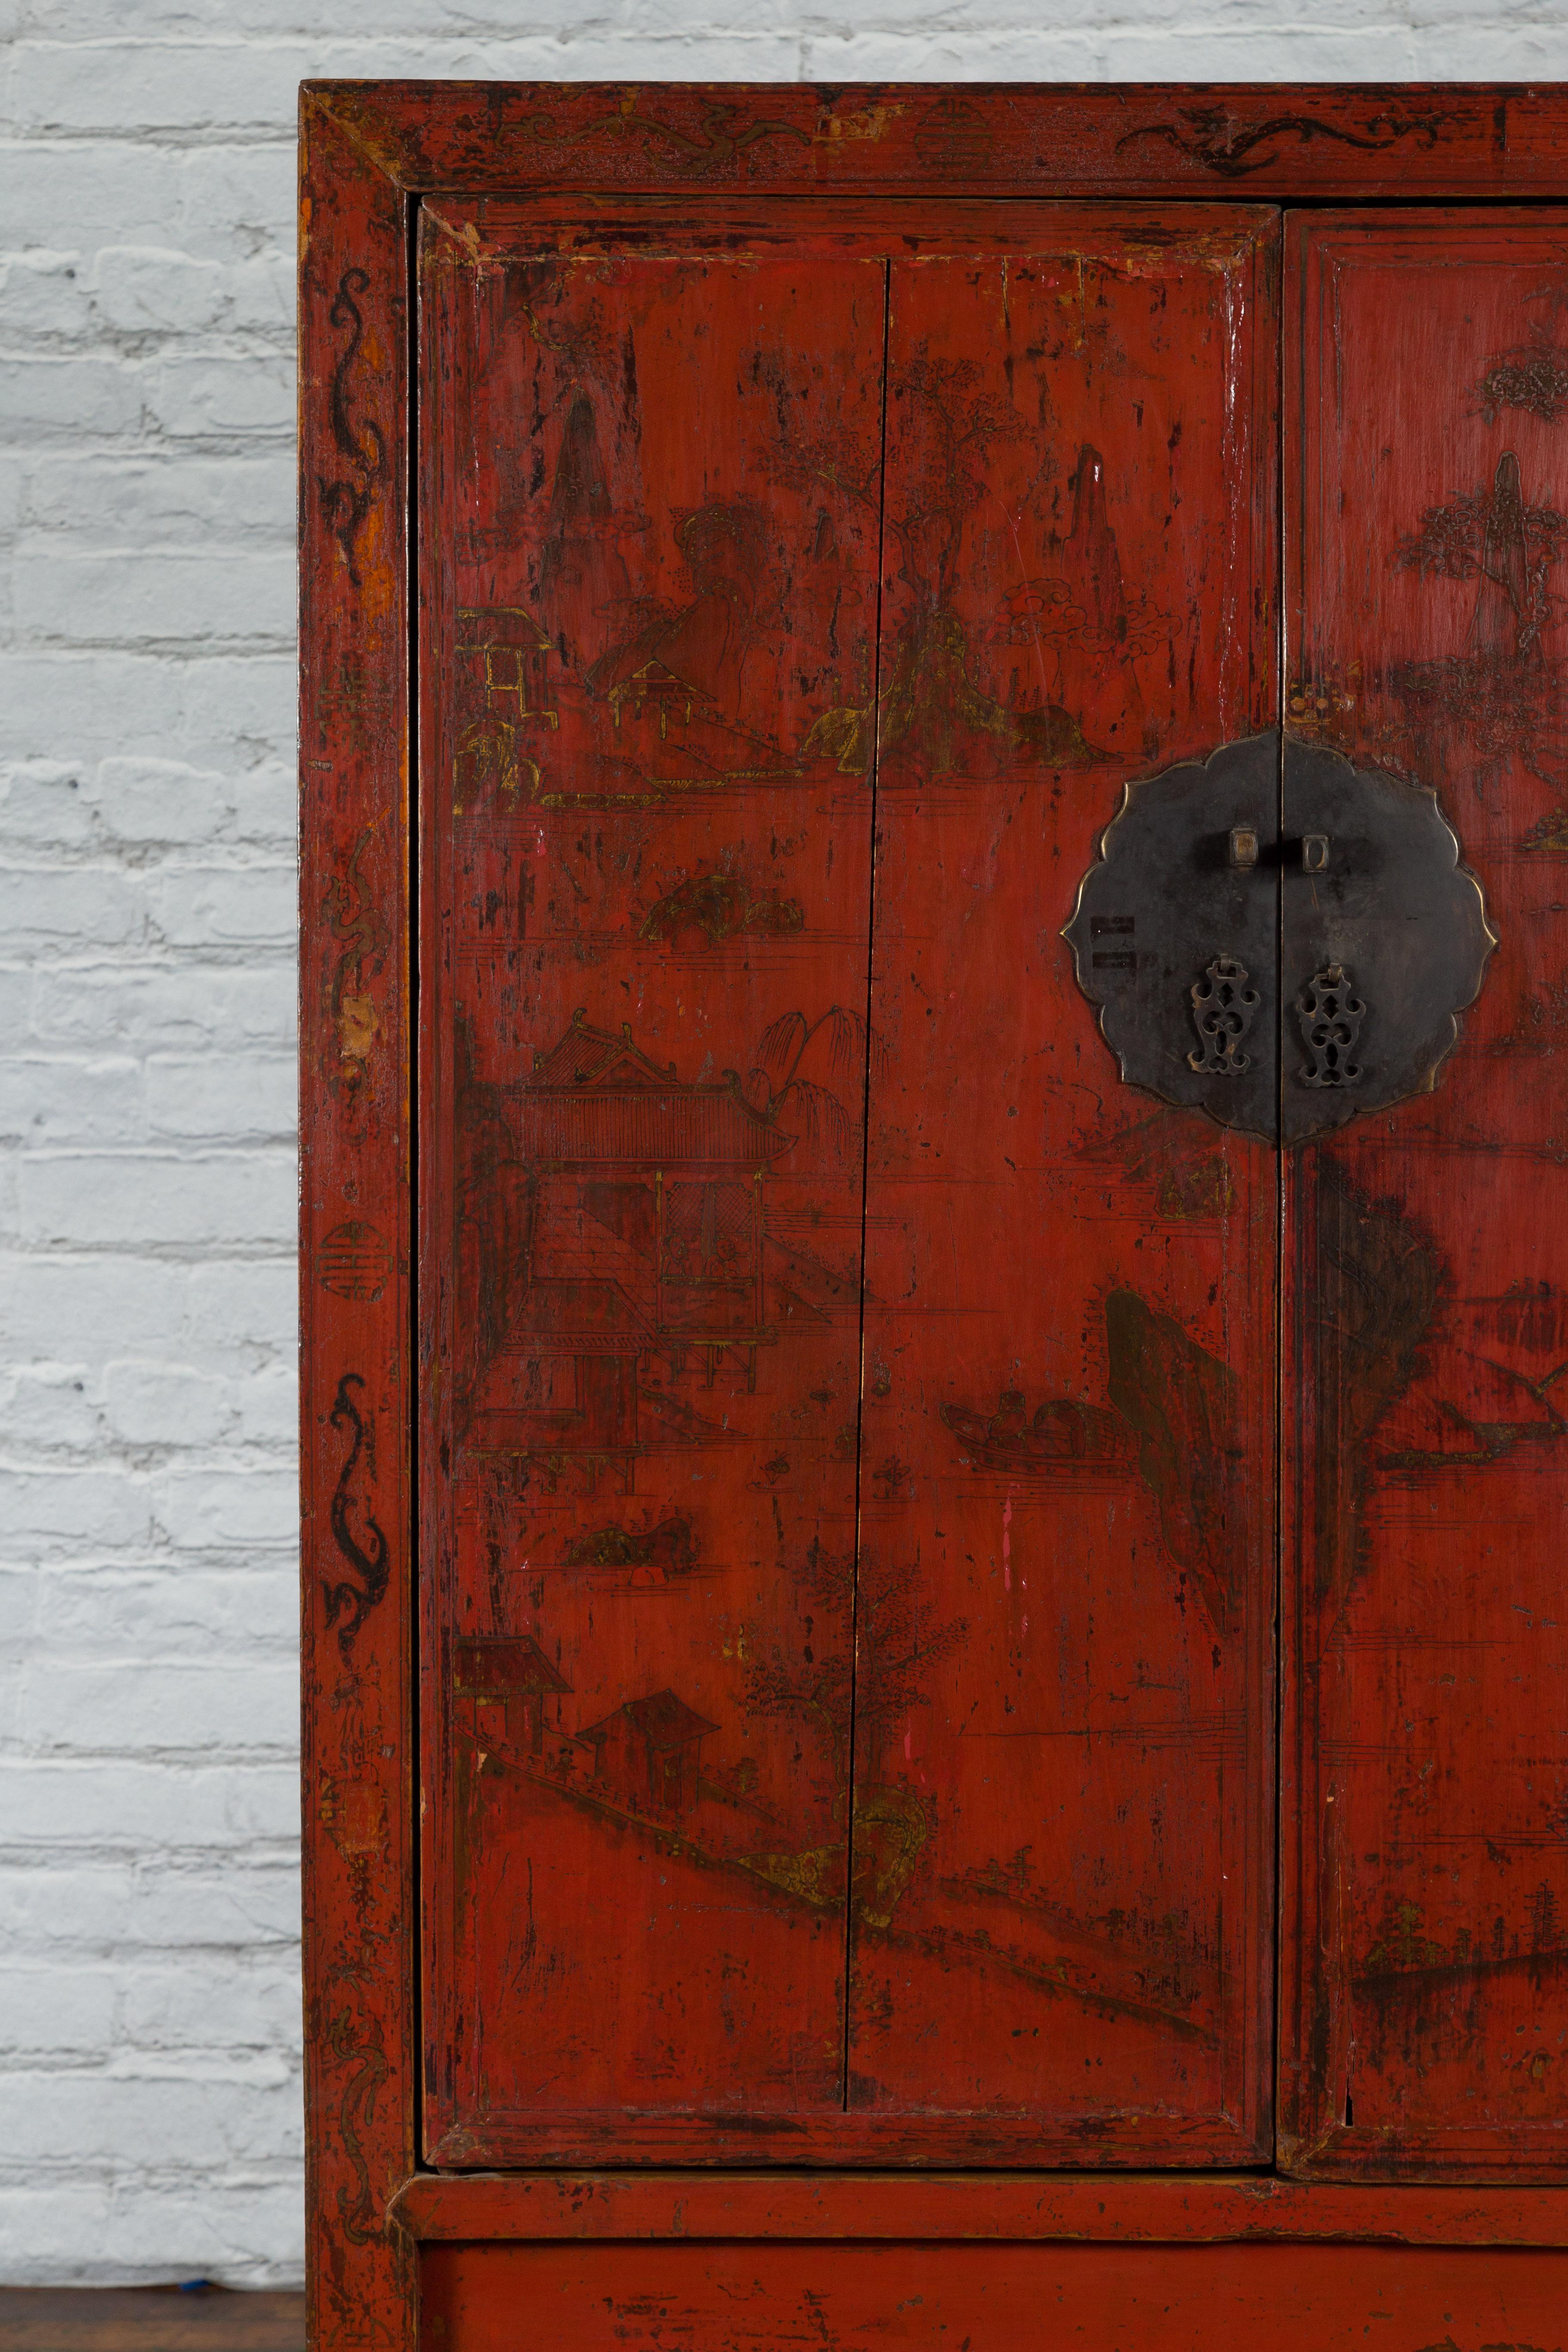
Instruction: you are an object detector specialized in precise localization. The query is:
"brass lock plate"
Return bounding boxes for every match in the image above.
[1062,730,1496,1146]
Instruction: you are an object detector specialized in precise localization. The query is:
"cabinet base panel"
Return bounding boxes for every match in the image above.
[422,2238,1568,2351]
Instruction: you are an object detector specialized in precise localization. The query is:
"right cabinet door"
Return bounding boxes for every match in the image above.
[1283,210,1568,2179]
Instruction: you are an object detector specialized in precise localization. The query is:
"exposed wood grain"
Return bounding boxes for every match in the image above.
[0,2294,304,2352]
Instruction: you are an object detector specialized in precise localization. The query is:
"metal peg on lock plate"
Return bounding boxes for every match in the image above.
[1228,824,1259,870]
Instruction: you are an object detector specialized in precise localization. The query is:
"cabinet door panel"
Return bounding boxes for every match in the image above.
[418,211,883,2158]
[420,201,1280,2168]
[849,217,1280,2159]
[1284,211,1568,2179]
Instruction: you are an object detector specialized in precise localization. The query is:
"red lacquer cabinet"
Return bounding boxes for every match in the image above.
[300,84,1568,2351]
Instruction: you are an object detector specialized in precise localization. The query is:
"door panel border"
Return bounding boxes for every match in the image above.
[411,192,1281,2175]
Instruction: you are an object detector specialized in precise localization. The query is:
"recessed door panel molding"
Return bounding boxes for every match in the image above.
[418,198,1282,2168]
[1282,210,1568,2180]
[850,215,1279,2159]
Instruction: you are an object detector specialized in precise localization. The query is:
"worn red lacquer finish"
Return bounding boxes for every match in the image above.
[417,201,1277,2168]
[322,81,1568,202]
[299,99,415,2352]
[389,2166,1568,2243]
[418,201,882,2160]
[1283,211,1568,2181]
[847,215,1278,2154]
[298,83,1568,2352]
[420,2238,1568,2352]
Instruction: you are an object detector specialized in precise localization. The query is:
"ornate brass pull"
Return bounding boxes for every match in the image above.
[1189,956,1260,1076]
[1063,729,1495,1145]
[1296,965,1365,1088]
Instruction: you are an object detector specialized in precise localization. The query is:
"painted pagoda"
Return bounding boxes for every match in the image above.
[466,1011,792,1489]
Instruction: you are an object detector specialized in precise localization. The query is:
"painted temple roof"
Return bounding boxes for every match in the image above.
[577,1689,720,1752]
[514,1011,790,1170]
[456,605,554,653]
[452,1634,572,1697]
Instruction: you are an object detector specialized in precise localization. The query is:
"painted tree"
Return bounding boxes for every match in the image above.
[745,1004,886,1160]
[1396,451,1568,665]
[744,1539,966,1785]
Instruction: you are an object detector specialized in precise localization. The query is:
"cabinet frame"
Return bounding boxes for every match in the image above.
[298,79,1568,2352]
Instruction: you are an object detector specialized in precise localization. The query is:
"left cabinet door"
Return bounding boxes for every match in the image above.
[416,200,886,2162]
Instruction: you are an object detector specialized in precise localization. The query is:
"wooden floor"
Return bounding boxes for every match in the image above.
[0,2294,305,2352]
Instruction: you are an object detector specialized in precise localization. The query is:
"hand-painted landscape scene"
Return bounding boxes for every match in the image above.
[422,207,1279,2163]
[1286,220,1568,2171]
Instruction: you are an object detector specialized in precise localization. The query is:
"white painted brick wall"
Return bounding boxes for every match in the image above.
[3,0,1567,2293]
